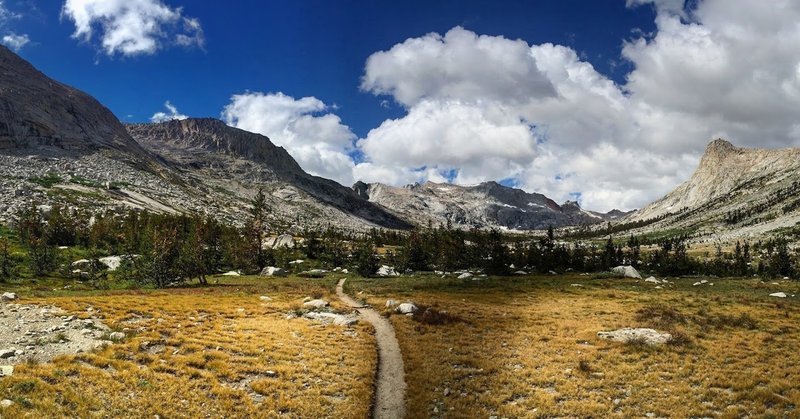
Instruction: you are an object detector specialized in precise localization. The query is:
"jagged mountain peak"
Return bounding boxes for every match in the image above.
[699,138,742,168]
[630,139,800,235]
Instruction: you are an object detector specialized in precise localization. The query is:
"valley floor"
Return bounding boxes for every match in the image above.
[347,274,800,418]
[0,278,376,418]
[0,274,798,418]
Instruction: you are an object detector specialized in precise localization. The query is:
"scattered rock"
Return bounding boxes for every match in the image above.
[303,299,329,309]
[221,271,241,276]
[376,265,400,277]
[264,234,296,249]
[303,311,358,326]
[259,296,273,302]
[109,332,125,341]
[396,303,418,314]
[385,299,398,308]
[611,266,642,279]
[289,259,305,265]
[513,270,528,275]
[644,276,661,284]
[769,292,787,298]
[0,399,13,408]
[260,266,287,277]
[0,366,12,376]
[571,283,583,287]
[597,328,672,345]
[457,272,473,280]
[98,256,123,271]
[1,292,17,302]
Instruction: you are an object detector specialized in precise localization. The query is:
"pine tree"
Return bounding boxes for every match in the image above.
[353,240,379,277]
[402,231,428,271]
[247,189,270,270]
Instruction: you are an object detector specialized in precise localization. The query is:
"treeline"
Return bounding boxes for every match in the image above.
[1,194,798,287]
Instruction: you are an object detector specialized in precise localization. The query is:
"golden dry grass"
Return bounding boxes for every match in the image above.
[0,277,376,418]
[349,275,800,418]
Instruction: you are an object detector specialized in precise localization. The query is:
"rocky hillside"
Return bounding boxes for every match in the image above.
[0,47,410,231]
[127,119,412,230]
[623,139,800,240]
[353,180,623,230]
[0,45,153,167]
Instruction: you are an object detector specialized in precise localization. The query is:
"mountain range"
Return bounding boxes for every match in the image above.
[0,45,624,232]
[2,44,798,241]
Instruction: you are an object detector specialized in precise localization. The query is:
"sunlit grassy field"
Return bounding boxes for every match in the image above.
[0,277,376,418]
[348,274,800,418]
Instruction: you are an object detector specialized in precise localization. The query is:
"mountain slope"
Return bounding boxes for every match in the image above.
[0,47,409,230]
[0,45,153,166]
[624,139,800,240]
[353,180,620,230]
[127,119,413,230]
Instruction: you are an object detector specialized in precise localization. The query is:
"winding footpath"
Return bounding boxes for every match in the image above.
[336,278,406,419]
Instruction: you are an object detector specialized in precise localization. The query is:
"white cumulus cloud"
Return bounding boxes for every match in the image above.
[361,26,555,107]
[61,0,204,57]
[150,100,188,122]
[222,92,357,185]
[1,32,28,51]
[0,1,29,52]
[353,1,800,212]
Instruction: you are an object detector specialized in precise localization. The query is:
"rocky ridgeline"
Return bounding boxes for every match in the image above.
[126,118,412,231]
[353,180,627,231]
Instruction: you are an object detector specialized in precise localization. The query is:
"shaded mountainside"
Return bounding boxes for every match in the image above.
[353,180,624,230]
[0,46,408,231]
[622,139,800,240]
[128,119,413,230]
[0,45,153,167]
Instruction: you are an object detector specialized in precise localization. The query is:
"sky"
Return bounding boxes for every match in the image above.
[3,0,800,212]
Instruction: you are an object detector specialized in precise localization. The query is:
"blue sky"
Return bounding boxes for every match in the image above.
[3,1,800,212]
[9,1,655,135]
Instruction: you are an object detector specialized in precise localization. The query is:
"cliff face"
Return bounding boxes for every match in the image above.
[0,45,150,163]
[126,119,305,176]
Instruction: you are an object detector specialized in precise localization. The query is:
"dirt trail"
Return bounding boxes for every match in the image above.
[336,278,406,419]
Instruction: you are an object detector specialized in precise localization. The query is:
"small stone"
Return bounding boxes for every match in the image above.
[259,295,273,302]
[0,399,13,408]
[597,328,671,345]
[385,299,398,308]
[1,292,17,302]
[260,266,287,277]
[443,387,451,396]
[769,292,787,298]
[303,299,329,309]
[396,302,418,314]
[457,272,473,280]
[109,332,125,341]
